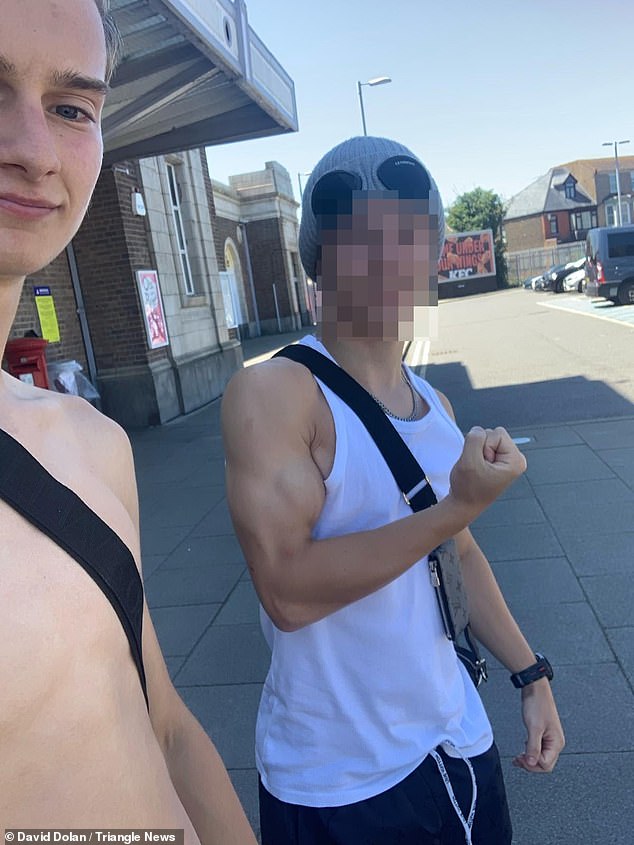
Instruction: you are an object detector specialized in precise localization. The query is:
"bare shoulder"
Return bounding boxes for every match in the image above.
[222,357,320,444]
[59,395,138,519]
[62,394,132,465]
[224,356,317,406]
[222,354,336,499]
[1,385,141,557]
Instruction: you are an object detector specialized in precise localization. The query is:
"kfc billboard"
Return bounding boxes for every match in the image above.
[439,229,496,282]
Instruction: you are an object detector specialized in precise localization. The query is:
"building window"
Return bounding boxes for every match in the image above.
[608,172,618,194]
[221,241,245,332]
[564,180,575,200]
[606,202,631,226]
[548,214,558,235]
[571,210,598,232]
[290,252,301,279]
[166,163,196,295]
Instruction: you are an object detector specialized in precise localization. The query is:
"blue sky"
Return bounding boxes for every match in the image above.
[206,0,632,209]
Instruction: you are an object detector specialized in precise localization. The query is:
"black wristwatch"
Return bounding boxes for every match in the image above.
[510,653,553,689]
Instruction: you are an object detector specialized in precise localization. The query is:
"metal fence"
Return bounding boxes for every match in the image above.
[506,243,585,285]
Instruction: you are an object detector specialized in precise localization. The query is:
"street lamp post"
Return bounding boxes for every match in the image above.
[357,76,391,136]
[297,171,311,199]
[602,139,630,226]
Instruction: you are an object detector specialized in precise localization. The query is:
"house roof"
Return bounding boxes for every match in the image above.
[562,156,634,199]
[506,167,594,220]
[505,172,552,219]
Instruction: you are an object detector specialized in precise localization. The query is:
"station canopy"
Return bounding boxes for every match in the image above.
[103,0,298,165]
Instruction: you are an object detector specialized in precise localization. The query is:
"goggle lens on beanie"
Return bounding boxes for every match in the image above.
[310,156,432,218]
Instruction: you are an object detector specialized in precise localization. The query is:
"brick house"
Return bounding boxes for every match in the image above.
[504,155,634,252]
[503,168,596,252]
[579,156,634,227]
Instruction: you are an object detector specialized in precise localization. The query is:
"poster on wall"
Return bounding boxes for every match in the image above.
[33,286,60,342]
[136,270,169,349]
[438,229,496,282]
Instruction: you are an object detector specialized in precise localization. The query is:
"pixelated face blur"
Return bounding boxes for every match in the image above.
[0,0,108,283]
[318,192,439,341]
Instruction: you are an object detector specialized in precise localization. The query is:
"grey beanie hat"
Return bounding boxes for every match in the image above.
[299,135,445,280]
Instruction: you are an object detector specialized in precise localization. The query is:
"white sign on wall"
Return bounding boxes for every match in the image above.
[219,270,244,329]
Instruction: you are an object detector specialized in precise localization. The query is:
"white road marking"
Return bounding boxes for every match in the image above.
[404,338,431,377]
[537,298,634,329]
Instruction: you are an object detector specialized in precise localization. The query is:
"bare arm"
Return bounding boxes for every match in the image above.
[456,529,565,773]
[435,391,565,774]
[221,362,526,632]
[142,614,258,844]
[111,428,257,845]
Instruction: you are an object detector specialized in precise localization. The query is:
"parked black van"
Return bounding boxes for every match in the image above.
[585,225,634,305]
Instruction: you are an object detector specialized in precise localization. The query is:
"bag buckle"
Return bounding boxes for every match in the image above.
[475,657,488,686]
[402,478,428,507]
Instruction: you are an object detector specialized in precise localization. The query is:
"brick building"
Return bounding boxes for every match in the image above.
[4,0,299,428]
[504,155,634,252]
[9,150,307,428]
[504,167,596,252]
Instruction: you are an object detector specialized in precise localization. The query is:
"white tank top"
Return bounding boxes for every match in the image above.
[256,335,493,807]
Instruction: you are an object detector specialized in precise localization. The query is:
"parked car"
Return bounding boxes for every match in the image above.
[563,268,586,293]
[545,257,586,293]
[522,274,544,290]
[560,259,587,293]
[585,225,634,305]
[540,262,566,291]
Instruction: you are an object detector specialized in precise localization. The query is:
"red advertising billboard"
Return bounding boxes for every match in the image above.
[438,229,496,282]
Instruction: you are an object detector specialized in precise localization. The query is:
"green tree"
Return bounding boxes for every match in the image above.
[446,188,508,287]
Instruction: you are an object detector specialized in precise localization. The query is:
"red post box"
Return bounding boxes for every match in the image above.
[4,338,50,389]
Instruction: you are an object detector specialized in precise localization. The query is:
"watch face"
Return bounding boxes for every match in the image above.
[535,653,554,681]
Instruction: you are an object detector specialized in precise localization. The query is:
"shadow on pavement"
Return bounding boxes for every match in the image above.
[412,361,634,430]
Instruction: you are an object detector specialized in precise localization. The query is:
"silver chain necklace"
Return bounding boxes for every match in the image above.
[369,366,419,422]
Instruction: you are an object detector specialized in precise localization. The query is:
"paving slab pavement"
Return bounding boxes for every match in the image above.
[130,333,634,844]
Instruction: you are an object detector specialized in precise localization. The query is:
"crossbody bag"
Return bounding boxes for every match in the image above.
[274,344,488,688]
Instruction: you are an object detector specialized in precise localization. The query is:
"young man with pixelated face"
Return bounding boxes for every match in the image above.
[222,136,565,844]
[0,2,257,840]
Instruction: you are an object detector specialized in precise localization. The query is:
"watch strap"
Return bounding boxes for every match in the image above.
[510,653,553,689]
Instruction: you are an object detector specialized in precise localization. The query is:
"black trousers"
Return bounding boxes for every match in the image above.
[259,742,513,845]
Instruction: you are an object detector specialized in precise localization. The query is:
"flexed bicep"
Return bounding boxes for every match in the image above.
[221,362,326,629]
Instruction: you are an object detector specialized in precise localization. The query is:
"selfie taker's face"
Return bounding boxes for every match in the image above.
[318,195,439,341]
[0,0,107,282]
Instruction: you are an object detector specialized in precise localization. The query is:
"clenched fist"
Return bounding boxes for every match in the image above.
[448,426,527,520]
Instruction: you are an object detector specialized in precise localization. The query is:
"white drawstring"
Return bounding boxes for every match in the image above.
[429,742,477,845]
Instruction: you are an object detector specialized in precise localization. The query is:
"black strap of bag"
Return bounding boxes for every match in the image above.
[274,343,487,687]
[0,428,149,707]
